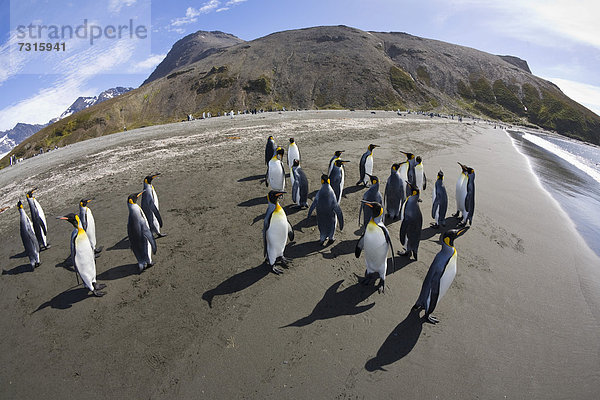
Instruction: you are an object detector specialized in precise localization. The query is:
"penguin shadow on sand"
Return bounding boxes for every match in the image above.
[421,218,461,241]
[291,214,317,232]
[202,263,270,308]
[282,279,378,328]
[364,308,424,371]
[107,236,131,251]
[343,185,364,196]
[237,196,267,208]
[34,286,91,311]
[97,263,139,280]
[285,239,323,259]
[2,263,35,275]
[237,174,266,182]
[322,239,358,259]
[55,255,74,272]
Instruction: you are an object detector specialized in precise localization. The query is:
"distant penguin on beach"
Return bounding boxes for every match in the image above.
[330,159,350,204]
[431,170,448,228]
[266,147,286,191]
[460,165,475,226]
[453,162,469,221]
[355,201,395,293]
[359,174,383,229]
[384,163,405,221]
[17,200,40,270]
[291,159,309,208]
[328,150,345,175]
[263,190,294,274]
[413,227,469,324]
[127,192,157,273]
[308,174,344,246]
[79,199,102,254]
[357,144,378,187]
[26,189,49,250]
[398,182,422,261]
[141,173,166,238]
[265,136,276,165]
[57,213,106,296]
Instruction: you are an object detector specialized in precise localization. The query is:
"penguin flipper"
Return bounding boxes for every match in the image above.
[381,224,396,272]
[428,271,442,315]
[292,180,299,204]
[334,204,344,231]
[423,172,427,190]
[142,224,157,254]
[355,233,365,258]
[287,222,294,241]
[151,202,163,228]
[263,209,274,257]
[307,195,318,218]
[432,197,439,219]
[358,203,363,227]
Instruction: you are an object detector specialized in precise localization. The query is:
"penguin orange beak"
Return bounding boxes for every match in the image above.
[56,216,68,220]
[137,192,143,198]
[152,173,161,179]
[457,226,470,237]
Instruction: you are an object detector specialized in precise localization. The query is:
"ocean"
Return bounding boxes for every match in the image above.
[507,129,600,257]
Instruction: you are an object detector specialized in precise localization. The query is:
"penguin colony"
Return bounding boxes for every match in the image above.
[263,136,475,323]
[15,174,166,298]
[13,134,475,324]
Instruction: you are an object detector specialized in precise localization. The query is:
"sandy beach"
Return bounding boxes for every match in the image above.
[1,110,599,399]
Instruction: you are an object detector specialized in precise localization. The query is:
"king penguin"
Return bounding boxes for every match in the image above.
[357,144,378,187]
[263,190,294,274]
[398,182,422,260]
[355,201,395,293]
[265,136,276,165]
[266,147,286,191]
[17,200,40,270]
[328,150,345,175]
[127,192,157,273]
[384,163,405,221]
[58,213,106,296]
[415,156,427,191]
[291,159,309,208]
[460,165,476,227]
[79,199,102,254]
[359,174,383,229]
[431,170,448,228]
[287,138,300,171]
[453,162,469,221]
[308,174,344,246]
[141,173,166,238]
[400,151,416,190]
[413,227,469,323]
[26,189,49,250]
[330,159,350,204]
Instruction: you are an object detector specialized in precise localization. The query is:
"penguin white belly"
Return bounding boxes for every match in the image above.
[339,169,345,203]
[364,223,388,277]
[416,165,424,190]
[74,231,96,291]
[399,163,408,182]
[439,251,457,301]
[456,174,467,212]
[33,199,47,246]
[364,155,373,184]
[152,186,160,210]
[288,146,300,169]
[293,183,300,206]
[268,160,285,191]
[266,211,288,264]
[85,208,97,249]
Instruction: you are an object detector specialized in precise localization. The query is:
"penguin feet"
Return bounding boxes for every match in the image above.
[457,221,466,228]
[92,290,106,297]
[430,223,440,229]
[278,256,292,268]
[412,304,424,312]
[94,252,102,259]
[94,246,104,254]
[271,265,284,275]
[377,281,385,294]
[156,233,168,238]
[146,262,154,269]
[41,244,51,251]
[327,238,336,246]
[426,314,439,324]
[34,262,40,268]
[452,211,460,218]
[93,282,107,291]
[397,250,410,257]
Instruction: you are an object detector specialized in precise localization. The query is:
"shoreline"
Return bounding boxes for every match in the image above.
[1,110,599,399]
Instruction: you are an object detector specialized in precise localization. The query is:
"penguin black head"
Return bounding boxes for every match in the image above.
[334,159,349,167]
[144,173,160,184]
[457,162,468,172]
[416,156,422,164]
[293,159,300,167]
[80,199,92,207]
[442,227,469,247]
[391,163,400,171]
[289,138,295,144]
[437,170,444,180]
[406,181,419,197]
[321,174,330,184]
[401,151,415,160]
[26,188,37,198]
[362,201,384,219]
[368,144,378,151]
[466,166,475,174]
[276,147,285,158]
[334,150,344,157]
[267,190,286,204]
[366,173,379,185]
[268,136,274,141]
[127,192,142,204]
[57,213,79,228]
[17,200,23,209]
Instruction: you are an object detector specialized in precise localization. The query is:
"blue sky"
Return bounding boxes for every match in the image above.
[0,0,599,131]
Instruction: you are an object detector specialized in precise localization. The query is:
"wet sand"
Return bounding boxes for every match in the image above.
[1,110,599,399]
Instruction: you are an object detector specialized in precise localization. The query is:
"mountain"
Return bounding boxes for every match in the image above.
[0,87,133,158]
[0,123,47,156]
[142,31,244,85]
[3,25,599,167]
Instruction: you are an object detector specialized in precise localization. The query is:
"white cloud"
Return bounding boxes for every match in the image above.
[108,0,137,14]
[216,7,229,12]
[441,0,600,50]
[130,53,167,72]
[547,77,600,116]
[170,0,248,28]
[226,0,246,5]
